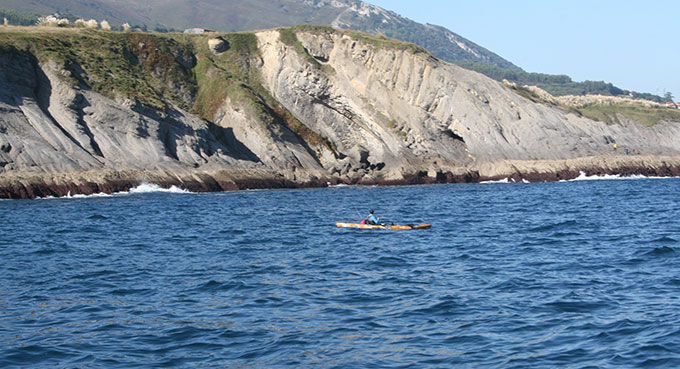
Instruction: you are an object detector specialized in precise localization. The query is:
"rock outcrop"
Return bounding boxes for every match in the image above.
[1,26,679,198]
[208,37,229,54]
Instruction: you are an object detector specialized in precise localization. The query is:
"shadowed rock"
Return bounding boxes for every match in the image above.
[1,27,679,198]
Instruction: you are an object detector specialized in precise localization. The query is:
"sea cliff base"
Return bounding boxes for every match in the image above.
[3,155,679,199]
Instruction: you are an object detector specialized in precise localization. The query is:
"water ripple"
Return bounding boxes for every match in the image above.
[1,179,680,367]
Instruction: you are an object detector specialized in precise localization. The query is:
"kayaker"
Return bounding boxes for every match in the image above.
[367,209,379,225]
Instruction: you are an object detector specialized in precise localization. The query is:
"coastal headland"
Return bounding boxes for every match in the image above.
[1,26,679,198]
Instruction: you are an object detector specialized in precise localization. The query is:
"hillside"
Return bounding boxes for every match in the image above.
[1,26,679,198]
[0,1,663,100]
[0,0,519,70]
[0,0,345,31]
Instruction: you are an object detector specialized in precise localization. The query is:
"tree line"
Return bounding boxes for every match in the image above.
[455,60,668,103]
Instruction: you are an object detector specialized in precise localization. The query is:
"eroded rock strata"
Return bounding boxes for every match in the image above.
[1,27,679,198]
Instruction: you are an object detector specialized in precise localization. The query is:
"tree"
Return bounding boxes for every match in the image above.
[664,92,674,102]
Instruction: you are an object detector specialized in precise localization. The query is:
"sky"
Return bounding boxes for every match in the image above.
[367,0,679,99]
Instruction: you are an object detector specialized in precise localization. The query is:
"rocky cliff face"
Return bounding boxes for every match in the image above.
[1,26,679,198]
[256,28,680,169]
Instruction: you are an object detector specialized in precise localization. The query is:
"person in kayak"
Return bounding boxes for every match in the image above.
[367,209,379,225]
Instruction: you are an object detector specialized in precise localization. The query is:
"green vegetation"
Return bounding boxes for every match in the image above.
[456,60,668,103]
[347,31,427,54]
[278,27,317,65]
[505,84,553,105]
[0,26,334,153]
[385,119,408,138]
[0,29,161,109]
[192,28,335,153]
[276,25,425,79]
[2,1,667,102]
[339,12,518,71]
[338,12,667,102]
[505,81,680,126]
[153,26,179,34]
[457,60,628,97]
[276,26,335,74]
[192,32,266,122]
[0,8,39,25]
[191,54,230,119]
[120,32,197,109]
[185,30,335,153]
[579,104,680,127]
[0,0,347,34]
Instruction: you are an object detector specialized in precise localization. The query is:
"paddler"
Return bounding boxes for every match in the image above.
[367,209,379,225]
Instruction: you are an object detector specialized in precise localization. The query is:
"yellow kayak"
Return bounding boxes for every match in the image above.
[336,222,432,230]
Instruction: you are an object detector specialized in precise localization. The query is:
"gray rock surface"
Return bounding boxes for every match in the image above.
[1,28,679,198]
[258,29,680,176]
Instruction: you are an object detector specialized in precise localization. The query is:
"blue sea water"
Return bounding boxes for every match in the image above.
[1,177,680,368]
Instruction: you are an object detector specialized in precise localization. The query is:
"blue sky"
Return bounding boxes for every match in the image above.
[367,0,679,99]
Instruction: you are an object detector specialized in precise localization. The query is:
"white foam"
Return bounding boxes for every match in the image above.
[481,178,529,184]
[127,182,191,194]
[481,178,510,184]
[35,182,192,199]
[565,171,660,182]
[65,191,113,198]
[480,172,668,184]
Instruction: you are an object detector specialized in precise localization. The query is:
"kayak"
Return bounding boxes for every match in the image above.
[336,222,432,230]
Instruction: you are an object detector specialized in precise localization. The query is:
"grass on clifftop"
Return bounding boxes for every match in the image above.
[277,26,335,75]
[578,104,680,127]
[0,28,196,110]
[0,27,344,155]
[286,25,427,54]
[506,83,680,127]
[190,29,336,155]
[278,27,321,67]
[278,25,428,65]
[345,30,428,55]
[192,32,261,120]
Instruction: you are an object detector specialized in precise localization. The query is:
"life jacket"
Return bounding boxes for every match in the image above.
[360,219,367,224]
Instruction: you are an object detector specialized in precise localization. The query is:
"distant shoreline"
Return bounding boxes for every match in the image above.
[3,155,679,199]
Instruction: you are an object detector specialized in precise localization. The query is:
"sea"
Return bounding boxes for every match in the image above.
[1,175,679,368]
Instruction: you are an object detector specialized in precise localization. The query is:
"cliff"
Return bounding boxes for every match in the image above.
[1,26,680,198]
[2,0,520,71]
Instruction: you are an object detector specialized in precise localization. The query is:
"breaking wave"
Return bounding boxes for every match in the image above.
[567,171,662,182]
[127,182,192,194]
[38,182,193,199]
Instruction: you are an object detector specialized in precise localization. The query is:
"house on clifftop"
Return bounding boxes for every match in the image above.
[183,27,216,34]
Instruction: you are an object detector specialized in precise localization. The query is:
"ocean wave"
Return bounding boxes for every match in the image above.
[481,178,529,184]
[641,246,676,257]
[194,280,252,293]
[527,219,578,233]
[7,180,680,368]
[544,299,611,313]
[626,246,677,265]
[127,183,192,194]
[65,191,113,199]
[651,236,678,244]
[36,192,113,199]
[458,171,672,184]
[367,255,409,268]
[566,171,665,182]
[36,182,193,199]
